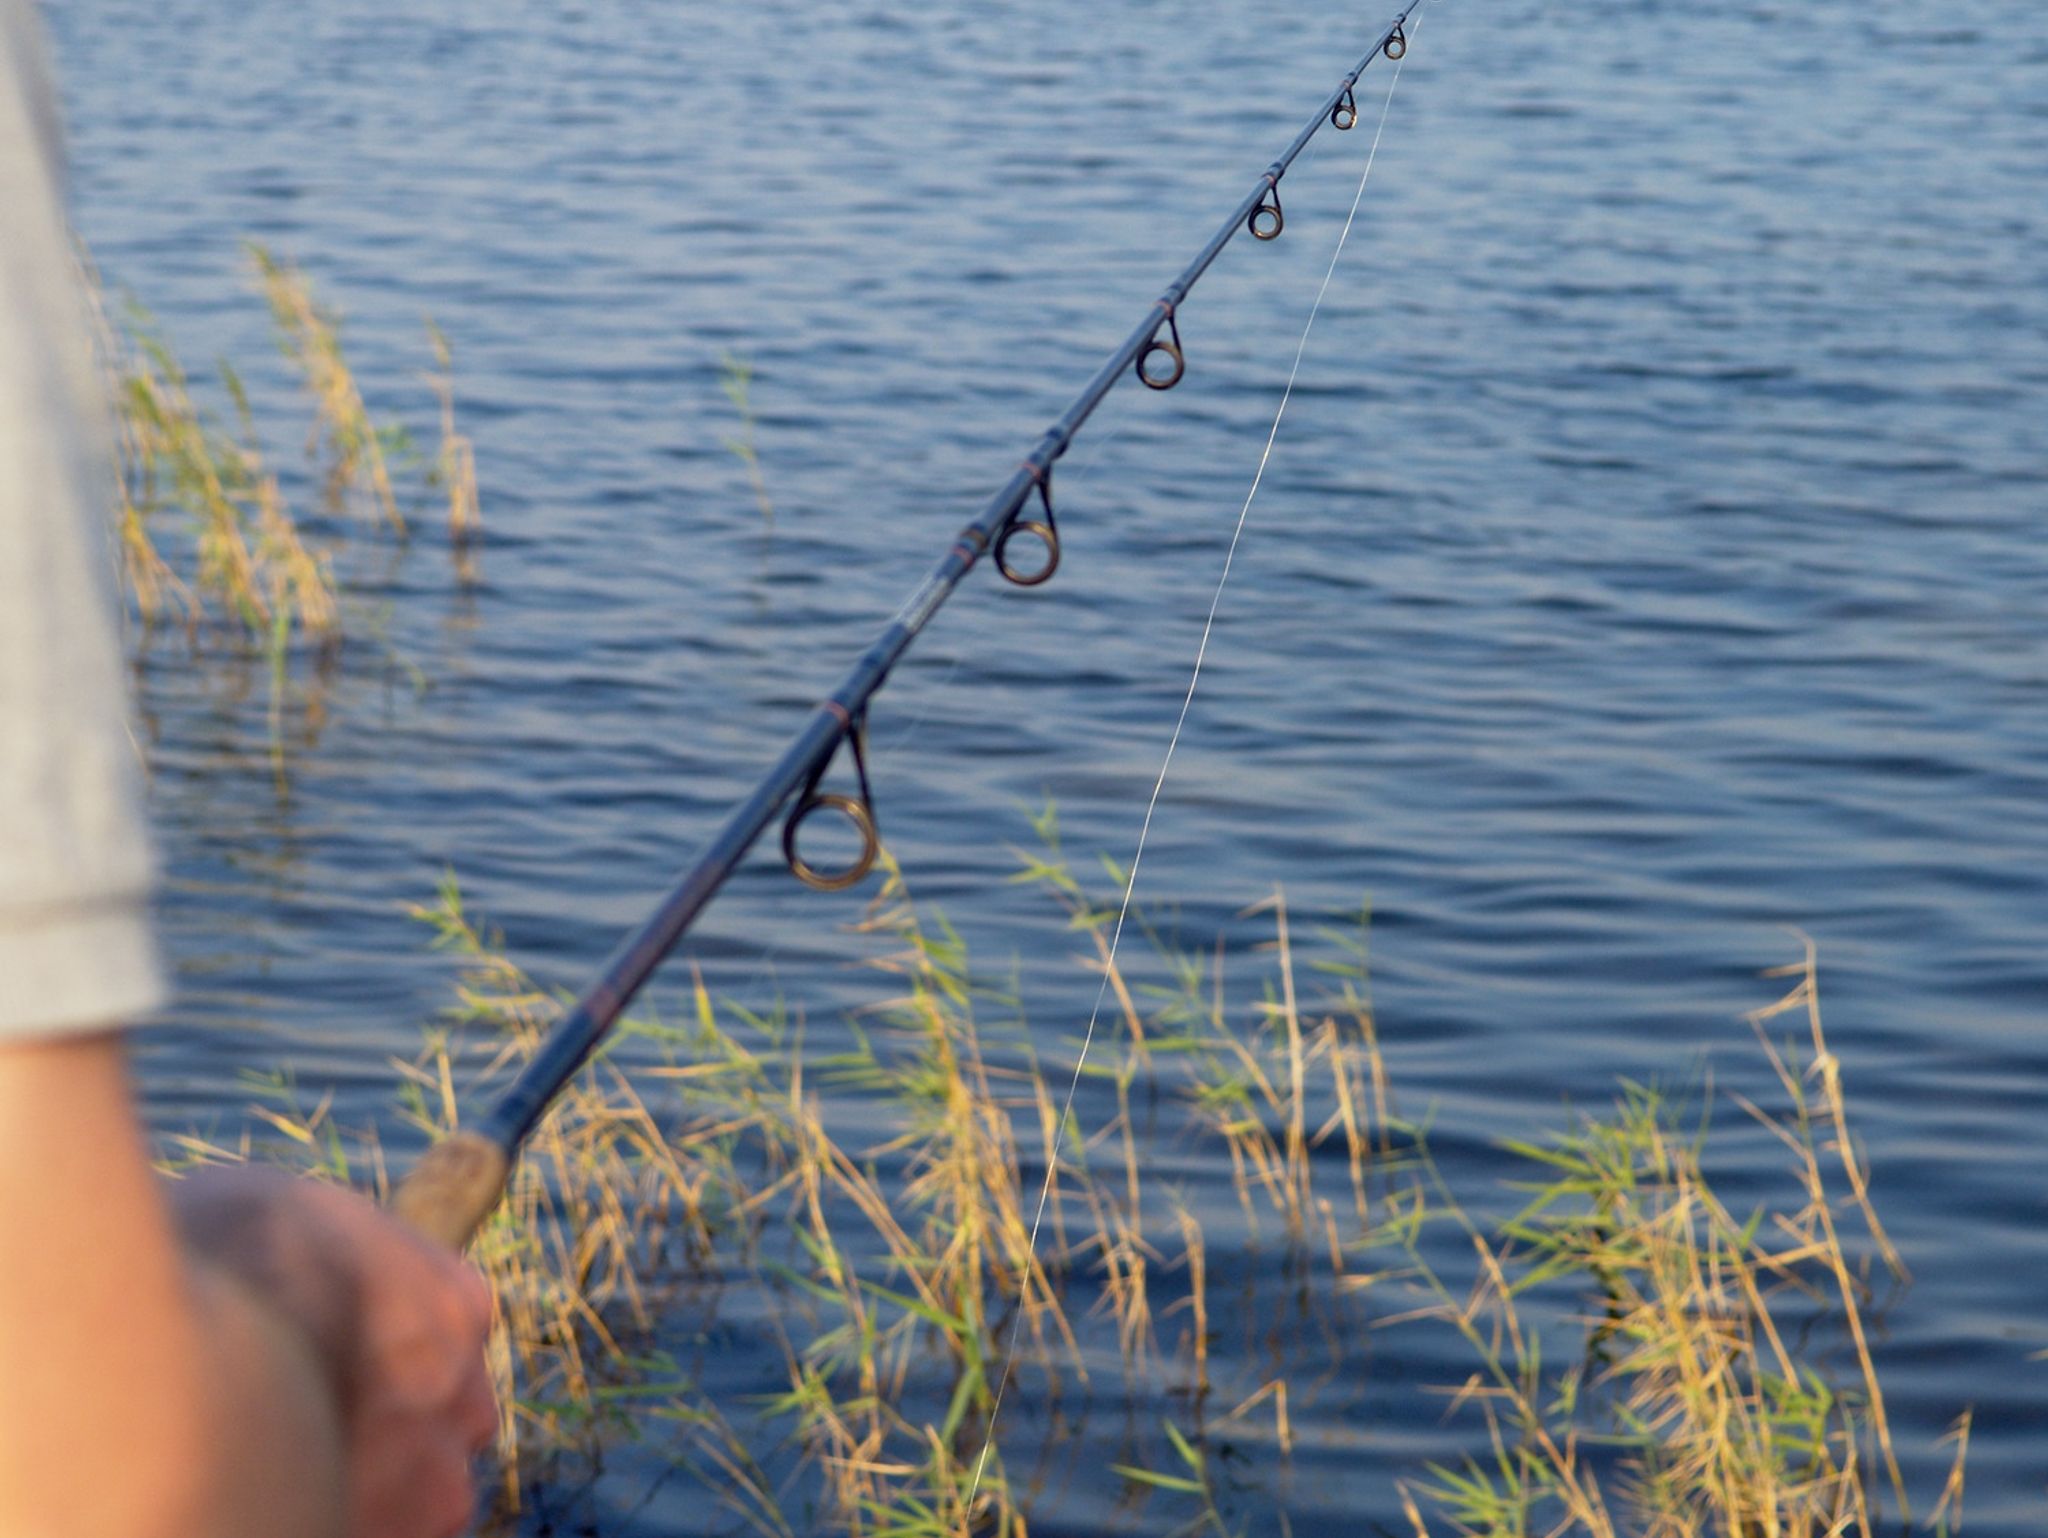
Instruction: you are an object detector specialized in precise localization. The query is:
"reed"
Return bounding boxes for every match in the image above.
[94,251,497,781]
[163,827,1968,1538]
[424,319,482,553]
[398,877,746,1501]
[78,264,192,632]
[721,350,775,524]
[110,310,280,636]
[249,243,405,534]
[1386,948,1963,1537]
[99,297,356,780]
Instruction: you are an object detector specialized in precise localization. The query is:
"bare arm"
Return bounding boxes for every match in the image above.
[1,10,493,1530]
[0,1033,494,1538]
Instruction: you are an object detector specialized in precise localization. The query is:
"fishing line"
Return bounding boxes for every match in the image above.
[880,408,1143,756]
[392,1,1431,1292]
[886,65,1344,850]
[967,23,1416,1506]
[696,244,1163,1040]
[599,260,1169,1153]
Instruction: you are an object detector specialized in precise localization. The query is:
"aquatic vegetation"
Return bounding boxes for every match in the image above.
[249,243,406,534]
[102,248,476,639]
[721,350,775,525]
[401,857,1061,1530]
[92,249,485,779]
[100,301,338,648]
[163,824,1969,1536]
[424,319,482,552]
[1387,961,1956,1538]
[400,877,719,1500]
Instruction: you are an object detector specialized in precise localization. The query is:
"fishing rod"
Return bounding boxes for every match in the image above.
[393,3,1424,1249]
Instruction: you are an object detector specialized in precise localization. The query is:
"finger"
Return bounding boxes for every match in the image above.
[449,1258,495,1340]
[390,1244,492,1358]
[453,1357,499,1454]
[425,1445,478,1538]
[381,1215,494,1343]
[353,1244,492,1407]
[348,1420,478,1538]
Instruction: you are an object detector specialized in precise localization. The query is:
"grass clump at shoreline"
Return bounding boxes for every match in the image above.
[249,244,408,536]
[1387,958,1961,1537]
[720,350,774,526]
[166,827,1969,1537]
[101,297,339,648]
[92,243,485,774]
[423,319,482,549]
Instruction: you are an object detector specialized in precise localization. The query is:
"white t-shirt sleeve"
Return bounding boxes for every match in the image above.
[0,0,166,1038]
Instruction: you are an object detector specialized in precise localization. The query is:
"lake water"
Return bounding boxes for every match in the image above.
[47,0,2047,1531]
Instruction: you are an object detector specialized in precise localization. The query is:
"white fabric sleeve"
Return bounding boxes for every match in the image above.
[0,0,167,1038]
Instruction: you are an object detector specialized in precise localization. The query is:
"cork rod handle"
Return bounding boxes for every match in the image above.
[390,1131,511,1250]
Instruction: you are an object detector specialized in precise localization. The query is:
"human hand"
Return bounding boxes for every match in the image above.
[170,1164,497,1538]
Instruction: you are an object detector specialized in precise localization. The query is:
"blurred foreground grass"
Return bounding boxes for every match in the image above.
[89,243,480,776]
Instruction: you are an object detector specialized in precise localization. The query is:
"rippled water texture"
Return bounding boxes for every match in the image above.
[49,0,2047,1529]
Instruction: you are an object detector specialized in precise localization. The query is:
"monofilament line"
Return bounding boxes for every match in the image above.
[967,28,1417,1508]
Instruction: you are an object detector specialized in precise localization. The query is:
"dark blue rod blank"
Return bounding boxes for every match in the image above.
[472,2,1423,1155]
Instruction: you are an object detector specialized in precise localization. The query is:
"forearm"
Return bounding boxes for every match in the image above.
[0,1241,348,1538]
[0,1035,346,1538]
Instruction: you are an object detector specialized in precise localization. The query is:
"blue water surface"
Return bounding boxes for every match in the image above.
[47,0,2047,1530]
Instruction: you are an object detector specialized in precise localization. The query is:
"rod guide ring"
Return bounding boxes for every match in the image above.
[1138,338,1184,388]
[1137,305,1185,390]
[1249,172,1285,240]
[995,519,1060,586]
[997,465,1061,586]
[783,705,880,891]
[783,793,879,891]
